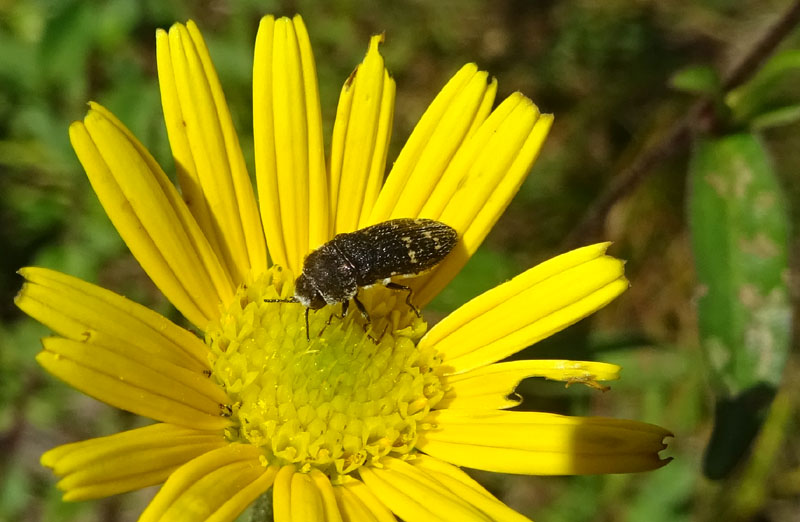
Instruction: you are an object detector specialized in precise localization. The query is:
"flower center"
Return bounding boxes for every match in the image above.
[206,266,445,481]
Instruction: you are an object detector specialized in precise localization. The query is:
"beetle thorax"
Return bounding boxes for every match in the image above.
[298,243,358,305]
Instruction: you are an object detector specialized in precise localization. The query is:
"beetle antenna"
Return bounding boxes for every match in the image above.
[264,297,312,342]
[263,297,299,303]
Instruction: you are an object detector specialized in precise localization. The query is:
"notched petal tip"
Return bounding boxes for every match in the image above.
[368,32,386,50]
[274,15,294,27]
[86,100,104,113]
[81,108,104,129]
[516,90,544,110]
[14,266,38,300]
[169,19,192,32]
[344,32,388,90]
[12,283,28,307]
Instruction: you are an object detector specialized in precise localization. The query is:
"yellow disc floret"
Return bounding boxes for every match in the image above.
[206,266,444,482]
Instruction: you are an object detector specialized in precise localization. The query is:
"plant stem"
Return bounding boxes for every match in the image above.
[563,1,800,248]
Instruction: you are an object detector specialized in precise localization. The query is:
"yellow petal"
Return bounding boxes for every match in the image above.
[254,15,328,274]
[206,466,278,522]
[420,243,627,374]
[330,34,395,234]
[40,423,225,501]
[438,359,621,410]
[273,465,296,522]
[157,22,266,282]
[270,469,347,522]
[140,444,276,522]
[417,409,672,475]
[359,457,492,521]
[335,480,396,522]
[334,485,379,522]
[309,470,345,522]
[414,100,553,305]
[410,455,533,522]
[368,63,496,225]
[16,267,209,373]
[37,337,229,430]
[70,106,234,329]
[155,27,208,245]
[292,472,326,521]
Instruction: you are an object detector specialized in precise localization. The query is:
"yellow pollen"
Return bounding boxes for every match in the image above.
[205,267,444,481]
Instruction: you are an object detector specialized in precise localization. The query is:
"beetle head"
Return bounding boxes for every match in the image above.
[294,273,327,310]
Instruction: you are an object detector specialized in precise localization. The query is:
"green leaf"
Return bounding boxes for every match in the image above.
[669,65,721,96]
[750,103,800,130]
[626,456,695,522]
[726,49,800,126]
[688,133,791,479]
[38,0,96,93]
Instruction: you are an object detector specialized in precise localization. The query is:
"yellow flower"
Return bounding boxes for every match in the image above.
[16,15,671,522]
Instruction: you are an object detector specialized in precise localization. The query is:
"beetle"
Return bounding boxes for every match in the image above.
[266,218,458,341]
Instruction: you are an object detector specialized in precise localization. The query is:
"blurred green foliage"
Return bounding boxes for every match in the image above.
[2,0,799,521]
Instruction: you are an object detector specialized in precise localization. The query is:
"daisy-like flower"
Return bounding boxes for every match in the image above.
[16,15,671,522]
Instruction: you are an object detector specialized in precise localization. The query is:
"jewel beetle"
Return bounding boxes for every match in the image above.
[266,218,458,340]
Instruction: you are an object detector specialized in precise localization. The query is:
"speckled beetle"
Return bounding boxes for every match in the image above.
[266,218,458,340]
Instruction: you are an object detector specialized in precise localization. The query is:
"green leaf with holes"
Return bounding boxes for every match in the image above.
[688,133,791,479]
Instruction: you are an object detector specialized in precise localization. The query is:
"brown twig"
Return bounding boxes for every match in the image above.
[563,1,800,248]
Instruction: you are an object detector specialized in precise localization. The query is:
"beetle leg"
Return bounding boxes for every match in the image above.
[385,282,421,317]
[321,301,345,336]
[375,324,389,343]
[352,295,382,344]
[352,295,371,324]
[305,308,310,342]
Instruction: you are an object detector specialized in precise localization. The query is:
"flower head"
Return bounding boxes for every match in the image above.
[16,15,670,521]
